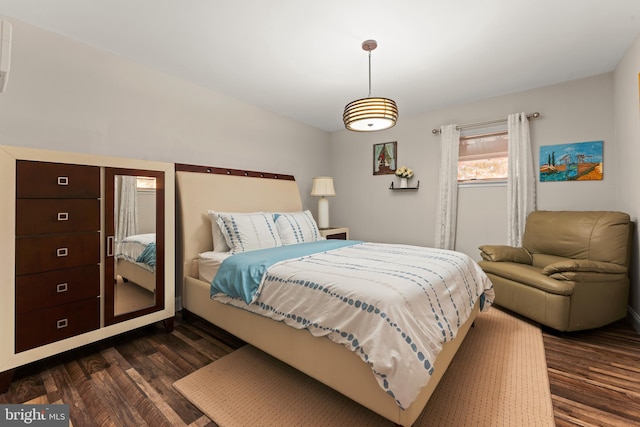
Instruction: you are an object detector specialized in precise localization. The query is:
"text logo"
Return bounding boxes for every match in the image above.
[0,405,69,426]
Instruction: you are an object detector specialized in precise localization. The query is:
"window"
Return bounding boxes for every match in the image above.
[458,131,508,183]
[136,176,157,190]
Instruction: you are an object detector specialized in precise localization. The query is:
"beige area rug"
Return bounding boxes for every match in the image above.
[173,307,555,426]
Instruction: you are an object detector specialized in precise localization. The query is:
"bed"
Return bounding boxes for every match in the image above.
[175,164,493,426]
[115,233,156,293]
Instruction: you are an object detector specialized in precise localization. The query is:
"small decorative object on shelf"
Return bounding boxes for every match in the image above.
[392,165,418,190]
[395,165,413,188]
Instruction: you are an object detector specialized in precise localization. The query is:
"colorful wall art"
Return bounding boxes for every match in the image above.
[539,140,603,182]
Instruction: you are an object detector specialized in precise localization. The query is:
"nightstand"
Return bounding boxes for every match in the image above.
[320,227,349,240]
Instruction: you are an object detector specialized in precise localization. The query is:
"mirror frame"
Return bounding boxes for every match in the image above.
[104,168,165,326]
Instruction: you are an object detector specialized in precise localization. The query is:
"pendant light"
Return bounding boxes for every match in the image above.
[343,40,398,132]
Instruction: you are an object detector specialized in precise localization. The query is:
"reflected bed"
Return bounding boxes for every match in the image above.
[115,233,156,293]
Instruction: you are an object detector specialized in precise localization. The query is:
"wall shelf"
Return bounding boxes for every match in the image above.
[389,180,420,190]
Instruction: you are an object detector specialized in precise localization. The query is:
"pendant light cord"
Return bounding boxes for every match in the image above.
[368,50,372,97]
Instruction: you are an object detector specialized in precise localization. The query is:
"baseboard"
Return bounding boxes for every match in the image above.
[628,306,640,333]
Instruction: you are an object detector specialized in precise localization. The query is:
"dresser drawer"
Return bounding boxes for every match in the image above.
[16,265,100,314]
[16,161,100,199]
[15,298,100,353]
[16,199,100,236]
[325,232,347,240]
[15,232,100,275]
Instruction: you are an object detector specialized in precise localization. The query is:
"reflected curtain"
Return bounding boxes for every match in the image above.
[507,113,536,246]
[435,124,460,250]
[115,175,139,252]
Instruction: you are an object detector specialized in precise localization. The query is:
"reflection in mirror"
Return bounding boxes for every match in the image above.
[113,175,157,316]
[105,167,164,326]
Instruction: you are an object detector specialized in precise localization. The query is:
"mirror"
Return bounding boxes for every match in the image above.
[105,168,165,325]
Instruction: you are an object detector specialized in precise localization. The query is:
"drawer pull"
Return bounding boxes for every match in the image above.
[56,318,68,329]
[57,212,69,221]
[57,176,69,186]
[56,247,68,257]
[56,283,68,293]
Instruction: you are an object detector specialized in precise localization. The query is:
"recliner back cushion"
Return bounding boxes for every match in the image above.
[522,211,631,266]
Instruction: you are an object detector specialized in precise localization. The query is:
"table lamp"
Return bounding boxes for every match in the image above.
[310,177,335,229]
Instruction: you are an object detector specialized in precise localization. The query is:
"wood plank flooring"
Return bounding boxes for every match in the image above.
[543,319,640,427]
[1,310,639,427]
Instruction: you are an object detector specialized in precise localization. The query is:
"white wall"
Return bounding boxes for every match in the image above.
[137,189,156,234]
[331,74,616,259]
[614,34,640,329]
[0,18,331,213]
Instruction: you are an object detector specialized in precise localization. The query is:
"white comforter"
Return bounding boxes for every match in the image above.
[115,233,155,271]
[212,242,494,409]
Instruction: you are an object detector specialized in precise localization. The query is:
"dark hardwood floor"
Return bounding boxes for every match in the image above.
[1,310,639,426]
[0,315,245,427]
[543,319,640,427]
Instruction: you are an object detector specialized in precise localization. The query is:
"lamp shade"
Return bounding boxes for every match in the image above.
[343,97,398,131]
[310,177,336,197]
[343,40,398,132]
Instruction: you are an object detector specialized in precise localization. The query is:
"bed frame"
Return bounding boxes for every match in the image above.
[116,258,156,293]
[175,164,480,426]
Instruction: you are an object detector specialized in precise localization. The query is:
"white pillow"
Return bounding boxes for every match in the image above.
[274,210,324,245]
[207,210,230,252]
[216,212,283,254]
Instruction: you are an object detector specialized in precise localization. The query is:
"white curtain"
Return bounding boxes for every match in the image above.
[507,113,536,246]
[435,124,461,250]
[115,175,139,251]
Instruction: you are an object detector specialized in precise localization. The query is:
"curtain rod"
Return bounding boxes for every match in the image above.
[431,112,540,135]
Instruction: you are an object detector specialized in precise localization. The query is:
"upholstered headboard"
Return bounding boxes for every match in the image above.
[175,164,302,287]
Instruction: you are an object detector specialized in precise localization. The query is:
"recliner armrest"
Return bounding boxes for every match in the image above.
[542,259,628,282]
[548,271,628,282]
[479,245,533,264]
[542,259,627,275]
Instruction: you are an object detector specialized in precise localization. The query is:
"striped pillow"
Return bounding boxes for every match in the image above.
[216,212,282,254]
[207,210,231,252]
[274,210,324,245]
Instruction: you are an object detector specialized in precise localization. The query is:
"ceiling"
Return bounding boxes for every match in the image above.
[1,1,640,132]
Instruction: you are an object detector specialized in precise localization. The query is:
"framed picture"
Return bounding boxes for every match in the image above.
[373,141,397,175]
[539,140,603,182]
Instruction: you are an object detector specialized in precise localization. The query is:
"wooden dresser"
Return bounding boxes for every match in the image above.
[0,146,175,392]
[15,161,101,352]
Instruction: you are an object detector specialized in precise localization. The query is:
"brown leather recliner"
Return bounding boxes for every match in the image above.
[478,211,633,331]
